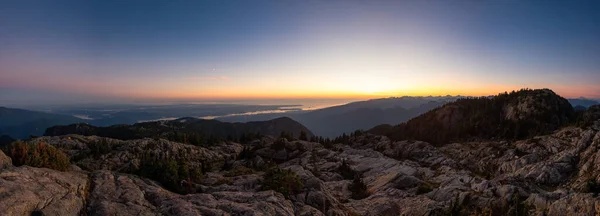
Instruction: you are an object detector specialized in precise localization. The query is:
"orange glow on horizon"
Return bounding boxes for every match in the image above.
[118,84,597,101]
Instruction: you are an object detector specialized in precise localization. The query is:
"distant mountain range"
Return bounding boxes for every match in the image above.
[0,97,454,139]
[217,96,462,137]
[1,95,597,139]
[568,98,599,108]
[0,104,304,139]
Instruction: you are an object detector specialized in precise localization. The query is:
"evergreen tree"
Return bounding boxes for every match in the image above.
[349,175,369,200]
[298,131,308,141]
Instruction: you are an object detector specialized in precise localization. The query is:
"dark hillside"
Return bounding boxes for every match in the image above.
[0,107,85,139]
[369,89,575,145]
[44,117,313,146]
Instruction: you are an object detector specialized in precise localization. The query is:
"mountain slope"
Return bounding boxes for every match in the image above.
[369,89,575,145]
[0,107,81,128]
[569,98,599,108]
[217,97,454,137]
[44,117,313,143]
[297,101,444,137]
[0,107,85,139]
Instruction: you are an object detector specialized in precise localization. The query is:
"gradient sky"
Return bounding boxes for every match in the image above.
[1,0,600,105]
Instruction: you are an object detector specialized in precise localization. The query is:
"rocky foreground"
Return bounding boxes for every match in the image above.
[0,116,600,216]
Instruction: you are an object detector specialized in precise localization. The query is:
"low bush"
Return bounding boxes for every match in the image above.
[338,160,356,180]
[89,138,112,159]
[298,131,308,141]
[271,138,287,151]
[349,175,369,200]
[3,141,70,171]
[224,165,254,177]
[415,182,436,195]
[309,149,321,177]
[261,167,303,197]
[136,155,203,194]
[215,177,233,185]
[586,178,600,195]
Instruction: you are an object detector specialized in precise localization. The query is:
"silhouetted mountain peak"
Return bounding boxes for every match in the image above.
[369,88,575,145]
[260,116,295,123]
[500,88,572,122]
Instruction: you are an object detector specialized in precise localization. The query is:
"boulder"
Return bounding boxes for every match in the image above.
[0,166,88,216]
[0,150,12,169]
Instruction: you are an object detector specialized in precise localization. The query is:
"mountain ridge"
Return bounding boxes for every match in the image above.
[0,94,592,139]
[369,88,576,145]
[44,116,314,144]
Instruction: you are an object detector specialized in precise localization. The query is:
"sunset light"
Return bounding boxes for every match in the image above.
[2,1,599,105]
[1,1,600,215]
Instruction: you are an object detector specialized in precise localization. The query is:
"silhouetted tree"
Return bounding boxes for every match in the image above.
[379,88,575,145]
[279,131,294,141]
[338,160,355,180]
[309,148,321,177]
[349,174,369,200]
[261,167,304,198]
[298,131,308,141]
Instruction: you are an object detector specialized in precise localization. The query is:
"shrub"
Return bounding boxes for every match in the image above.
[3,141,70,171]
[224,166,254,177]
[89,138,112,159]
[238,132,263,144]
[309,149,321,177]
[238,146,255,160]
[416,182,436,195]
[136,155,203,194]
[261,167,304,197]
[215,177,233,185]
[298,131,308,141]
[279,131,295,141]
[338,160,356,180]
[586,178,600,195]
[346,210,362,216]
[295,142,306,152]
[271,138,287,151]
[349,175,369,200]
[352,130,364,137]
[165,131,223,147]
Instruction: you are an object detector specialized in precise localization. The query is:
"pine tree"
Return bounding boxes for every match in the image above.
[298,131,308,141]
[349,175,369,200]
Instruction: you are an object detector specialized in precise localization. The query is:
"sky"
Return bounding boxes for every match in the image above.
[1,0,600,105]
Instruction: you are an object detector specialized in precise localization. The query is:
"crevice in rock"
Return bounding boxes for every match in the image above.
[81,172,94,216]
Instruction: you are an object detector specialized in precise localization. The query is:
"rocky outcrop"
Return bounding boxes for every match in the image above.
[503,89,573,124]
[580,105,600,130]
[0,150,11,168]
[0,107,599,215]
[87,170,296,215]
[0,166,88,215]
[30,135,243,172]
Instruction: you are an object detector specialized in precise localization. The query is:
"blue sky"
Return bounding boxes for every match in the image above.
[1,0,599,105]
